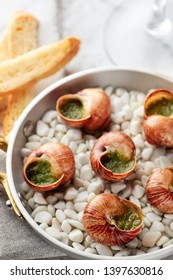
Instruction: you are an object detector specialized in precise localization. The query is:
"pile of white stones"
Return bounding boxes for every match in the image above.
[21,86,173,257]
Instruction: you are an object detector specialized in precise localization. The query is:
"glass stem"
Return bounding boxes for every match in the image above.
[147,0,172,36]
[152,0,167,24]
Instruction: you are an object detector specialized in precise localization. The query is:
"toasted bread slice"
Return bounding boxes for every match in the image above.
[2,36,80,135]
[0,11,38,126]
[3,88,33,136]
[0,36,80,96]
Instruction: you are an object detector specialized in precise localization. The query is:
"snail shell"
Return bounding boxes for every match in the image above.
[56,88,111,131]
[23,142,75,191]
[90,131,136,182]
[146,166,173,213]
[82,193,143,246]
[143,89,173,147]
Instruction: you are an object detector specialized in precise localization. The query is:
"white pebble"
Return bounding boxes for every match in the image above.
[151,148,166,161]
[129,196,141,207]
[21,148,32,157]
[46,195,58,205]
[80,165,93,181]
[42,110,57,123]
[142,231,161,247]
[55,124,67,133]
[36,120,49,137]
[144,217,151,227]
[39,223,48,230]
[129,120,142,136]
[150,221,165,232]
[74,191,88,202]
[146,212,162,222]
[74,202,87,212]
[96,244,113,256]
[76,143,87,153]
[46,226,61,239]
[157,236,169,246]
[55,209,66,223]
[163,239,173,247]
[133,134,145,148]
[132,184,145,198]
[64,209,78,219]
[31,206,48,218]
[77,153,89,165]
[84,248,97,254]
[33,192,47,205]
[170,222,173,231]
[28,198,35,209]
[61,134,69,145]
[54,200,66,210]
[66,129,82,141]
[115,249,131,257]
[122,105,132,120]
[64,186,78,200]
[68,220,85,230]
[142,206,152,215]
[59,232,69,245]
[34,211,52,224]
[28,134,41,142]
[66,201,75,210]
[51,218,61,231]
[47,204,55,215]
[68,229,84,243]
[126,238,138,248]
[111,182,126,194]
[47,128,55,139]
[141,148,153,161]
[61,220,72,233]
[72,242,85,251]
[25,142,41,150]
[87,180,103,194]
[165,226,173,237]
[164,214,173,220]
[68,141,78,153]
[155,156,172,169]
[24,189,35,200]
[120,184,132,198]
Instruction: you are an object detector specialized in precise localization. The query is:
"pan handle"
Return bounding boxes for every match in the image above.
[0,136,23,219]
[0,172,23,219]
[0,135,8,152]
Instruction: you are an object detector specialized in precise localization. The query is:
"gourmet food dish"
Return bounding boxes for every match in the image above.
[20,85,173,257]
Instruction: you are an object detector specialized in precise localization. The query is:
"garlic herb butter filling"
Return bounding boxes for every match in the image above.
[26,160,57,186]
[60,99,83,120]
[101,150,135,174]
[146,97,173,117]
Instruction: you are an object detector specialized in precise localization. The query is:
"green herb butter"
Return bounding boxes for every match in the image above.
[60,99,83,119]
[101,151,135,173]
[114,207,141,230]
[146,97,173,117]
[26,160,57,186]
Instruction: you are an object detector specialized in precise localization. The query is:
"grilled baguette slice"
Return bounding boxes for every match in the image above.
[0,37,80,95]
[0,11,38,127]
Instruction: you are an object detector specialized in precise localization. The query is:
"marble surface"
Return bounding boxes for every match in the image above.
[0,0,173,260]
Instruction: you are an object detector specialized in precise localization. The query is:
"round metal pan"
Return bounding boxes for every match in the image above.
[3,67,173,259]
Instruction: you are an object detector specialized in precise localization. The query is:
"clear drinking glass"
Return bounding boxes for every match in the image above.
[104,0,173,76]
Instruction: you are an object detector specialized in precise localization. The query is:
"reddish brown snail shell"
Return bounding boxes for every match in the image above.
[90,131,136,182]
[56,88,111,131]
[143,89,173,147]
[23,142,75,192]
[82,193,143,246]
[146,166,173,213]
